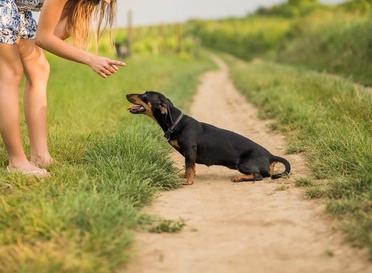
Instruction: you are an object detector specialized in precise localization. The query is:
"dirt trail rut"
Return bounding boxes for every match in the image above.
[124,56,370,273]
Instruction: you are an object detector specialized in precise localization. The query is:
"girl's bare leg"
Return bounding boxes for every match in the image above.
[18,39,53,167]
[0,44,47,174]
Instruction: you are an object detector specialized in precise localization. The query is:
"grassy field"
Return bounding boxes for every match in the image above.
[190,16,292,60]
[222,53,372,255]
[191,0,372,85]
[278,11,372,86]
[0,52,212,272]
[112,24,201,57]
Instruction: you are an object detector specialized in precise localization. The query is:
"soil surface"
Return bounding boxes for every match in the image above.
[123,56,370,273]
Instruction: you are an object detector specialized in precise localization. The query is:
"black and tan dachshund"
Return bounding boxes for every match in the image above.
[126,91,291,185]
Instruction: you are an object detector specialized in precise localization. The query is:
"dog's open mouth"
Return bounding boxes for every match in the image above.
[128,104,146,114]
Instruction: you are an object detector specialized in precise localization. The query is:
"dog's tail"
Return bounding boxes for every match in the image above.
[270,155,291,180]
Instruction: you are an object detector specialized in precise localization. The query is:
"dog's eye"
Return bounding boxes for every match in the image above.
[141,94,148,102]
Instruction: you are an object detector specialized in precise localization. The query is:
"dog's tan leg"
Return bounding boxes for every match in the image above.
[184,165,195,185]
[231,174,255,183]
[179,165,196,179]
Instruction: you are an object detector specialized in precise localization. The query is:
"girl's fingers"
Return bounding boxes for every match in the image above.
[98,71,107,78]
[109,60,126,66]
[111,64,119,71]
[104,65,116,74]
[101,67,112,76]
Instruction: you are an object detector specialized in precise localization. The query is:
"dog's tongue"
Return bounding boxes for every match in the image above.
[128,105,145,114]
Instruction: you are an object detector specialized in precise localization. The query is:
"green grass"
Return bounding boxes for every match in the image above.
[190,16,292,60]
[278,13,372,86]
[0,53,212,273]
[191,2,372,86]
[112,25,201,58]
[222,53,372,255]
[148,219,186,233]
[294,177,314,187]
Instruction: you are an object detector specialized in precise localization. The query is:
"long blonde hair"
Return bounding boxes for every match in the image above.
[63,0,116,47]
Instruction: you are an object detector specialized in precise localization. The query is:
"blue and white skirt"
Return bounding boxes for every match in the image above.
[0,0,43,44]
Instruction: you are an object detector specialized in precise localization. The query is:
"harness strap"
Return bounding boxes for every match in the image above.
[164,112,184,141]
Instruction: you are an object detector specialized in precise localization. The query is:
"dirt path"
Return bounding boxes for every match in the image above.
[124,56,370,273]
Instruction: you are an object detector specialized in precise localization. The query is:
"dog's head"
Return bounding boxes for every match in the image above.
[126,91,173,118]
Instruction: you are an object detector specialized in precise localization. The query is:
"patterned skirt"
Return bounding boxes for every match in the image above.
[0,0,43,44]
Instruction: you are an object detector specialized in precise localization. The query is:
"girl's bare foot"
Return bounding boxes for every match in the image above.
[7,160,49,178]
[30,155,55,169]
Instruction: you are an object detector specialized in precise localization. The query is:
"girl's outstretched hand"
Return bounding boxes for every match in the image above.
[88,55,126,78]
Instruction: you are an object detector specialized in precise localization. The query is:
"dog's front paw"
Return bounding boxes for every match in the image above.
[183,180,194,185]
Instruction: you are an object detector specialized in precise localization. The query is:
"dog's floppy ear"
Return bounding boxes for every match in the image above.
[158,96,172,115]
[159,104,168,115]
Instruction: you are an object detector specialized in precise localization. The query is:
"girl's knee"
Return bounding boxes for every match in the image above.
[39,56,50,75]
[0,63,24,84]
[36,56,50,79]
[27,56,50,85]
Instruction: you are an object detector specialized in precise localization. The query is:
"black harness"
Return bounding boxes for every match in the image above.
[164,109,184,141]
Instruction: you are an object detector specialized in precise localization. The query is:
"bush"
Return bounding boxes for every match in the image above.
[190,16,291,60]
[278,12,372,85]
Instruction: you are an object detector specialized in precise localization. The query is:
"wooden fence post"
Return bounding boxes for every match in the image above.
[127,10,133,57]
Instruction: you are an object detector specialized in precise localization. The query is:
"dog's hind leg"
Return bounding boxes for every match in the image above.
[232,161,263,183]
[232,173,263,183]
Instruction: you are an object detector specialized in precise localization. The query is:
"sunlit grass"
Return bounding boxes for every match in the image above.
[191,16,292,60]
[0,52,212,272]
[279,12,372,85]
[192,6,372,85]
[223,53,372,256]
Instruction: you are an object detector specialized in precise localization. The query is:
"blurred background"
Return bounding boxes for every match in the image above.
[116,0,344,26]
[109,0,372,85]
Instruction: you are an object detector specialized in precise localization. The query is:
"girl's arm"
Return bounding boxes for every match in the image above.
[35,0,125,78]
